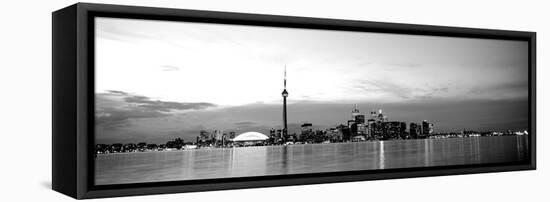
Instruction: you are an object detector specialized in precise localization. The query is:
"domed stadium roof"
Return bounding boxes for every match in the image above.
[232,131,269,142]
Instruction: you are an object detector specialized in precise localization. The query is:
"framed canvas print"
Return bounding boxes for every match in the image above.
[52,3,536,199]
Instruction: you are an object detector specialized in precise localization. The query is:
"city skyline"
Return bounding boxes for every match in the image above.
[95,17,528,144]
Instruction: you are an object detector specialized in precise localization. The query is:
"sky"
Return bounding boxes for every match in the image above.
[94,17,529,144]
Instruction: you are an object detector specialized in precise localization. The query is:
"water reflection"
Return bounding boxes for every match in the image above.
[379,141,385,169]
[96,136,529,185]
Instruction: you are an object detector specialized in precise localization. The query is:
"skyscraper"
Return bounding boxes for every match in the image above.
[281,66,289,140]
[378,109,387,122]
[422,120,434,137]
[352,104,360,119]
[352,104,365,123]
[410,123,421,139]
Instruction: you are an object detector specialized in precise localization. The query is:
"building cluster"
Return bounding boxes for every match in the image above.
[280,105,525,144]
[267,105,435,144]
[95,137,194,154]
[348,106,435,141]
[95,105,529,153]
[196,130,236,147]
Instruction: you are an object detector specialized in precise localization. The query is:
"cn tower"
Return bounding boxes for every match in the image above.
[281,66,289,140]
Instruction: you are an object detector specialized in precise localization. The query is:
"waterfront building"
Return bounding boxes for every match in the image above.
[422,120,434,137]
[110,143,123,153]
[356,123,367,136]
[146,144,158,151]
[232,131,269,146]
[300,123,313,140]
[348,105,368,138]
[367,118,376,139]
[214,130,223,141]
[95,144,109,154]
[385,121,405,140]
[336,124,351,141]
[377,109,388,122]
[410,123,421,139]
[301,123,313,133]
[222,133,227,146]
[400,122,408,139]
[137,142,147,151]
[326,127,343,142]
[370,111,377,119]
[347,119,356,128]
[199,130,210,142]
[372,121,385,140]
[229,131,236,139]
[166,138,185,149]
[355,115,365,124]
[349,121,358,136]
[275,129,284,143]
[352,104,360,119]
[351,104,365,124]
[123,143,137,152]
[352,135,366,142]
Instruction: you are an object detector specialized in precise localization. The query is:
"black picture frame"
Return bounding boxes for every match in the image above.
[52,3,536,199]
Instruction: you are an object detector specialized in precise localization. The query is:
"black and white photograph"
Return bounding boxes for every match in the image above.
[93,17,530,186]
[4,0,550,201]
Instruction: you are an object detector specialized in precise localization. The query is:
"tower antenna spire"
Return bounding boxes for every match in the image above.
[284,65,287,89]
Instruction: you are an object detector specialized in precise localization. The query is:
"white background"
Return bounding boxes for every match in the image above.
[0,0,547,201]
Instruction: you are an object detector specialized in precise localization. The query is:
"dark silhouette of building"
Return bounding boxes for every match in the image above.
[400,122,408,139]
[349,105,366,138]
[366,119,376,139]
[199,130,210,142]
[229,131,236,139]
[422,120,434,137]
[385,121,406,140]
[95,144,109,154]
[146,144,158,151]
[301,123,313,132]
[137,142,147,151]
[123,143,137,152]
[348,119,357,136]
[352,104,360,119]
[355,115,365,124]
[410,123,422,139]
[276,129,283,142]
[299,123,313,142]
[335,124,351,141]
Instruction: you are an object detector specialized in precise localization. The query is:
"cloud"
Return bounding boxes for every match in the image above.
[354,79,416,99]
[96,90,216,130]
[414,87,450,100]
[123,95,215,112]
[470,81,528,94]
[106,90,129,95]
[468,80,528,100]
[160,65,181,71]
[234,121,256,126]
[95,107,166,130]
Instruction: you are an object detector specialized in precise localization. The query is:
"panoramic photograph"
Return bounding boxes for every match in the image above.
[94,17,530,185]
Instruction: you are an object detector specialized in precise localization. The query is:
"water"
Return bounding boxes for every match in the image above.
[95,135,529,185]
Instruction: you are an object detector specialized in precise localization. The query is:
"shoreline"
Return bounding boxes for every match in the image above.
[95,135,527,156]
